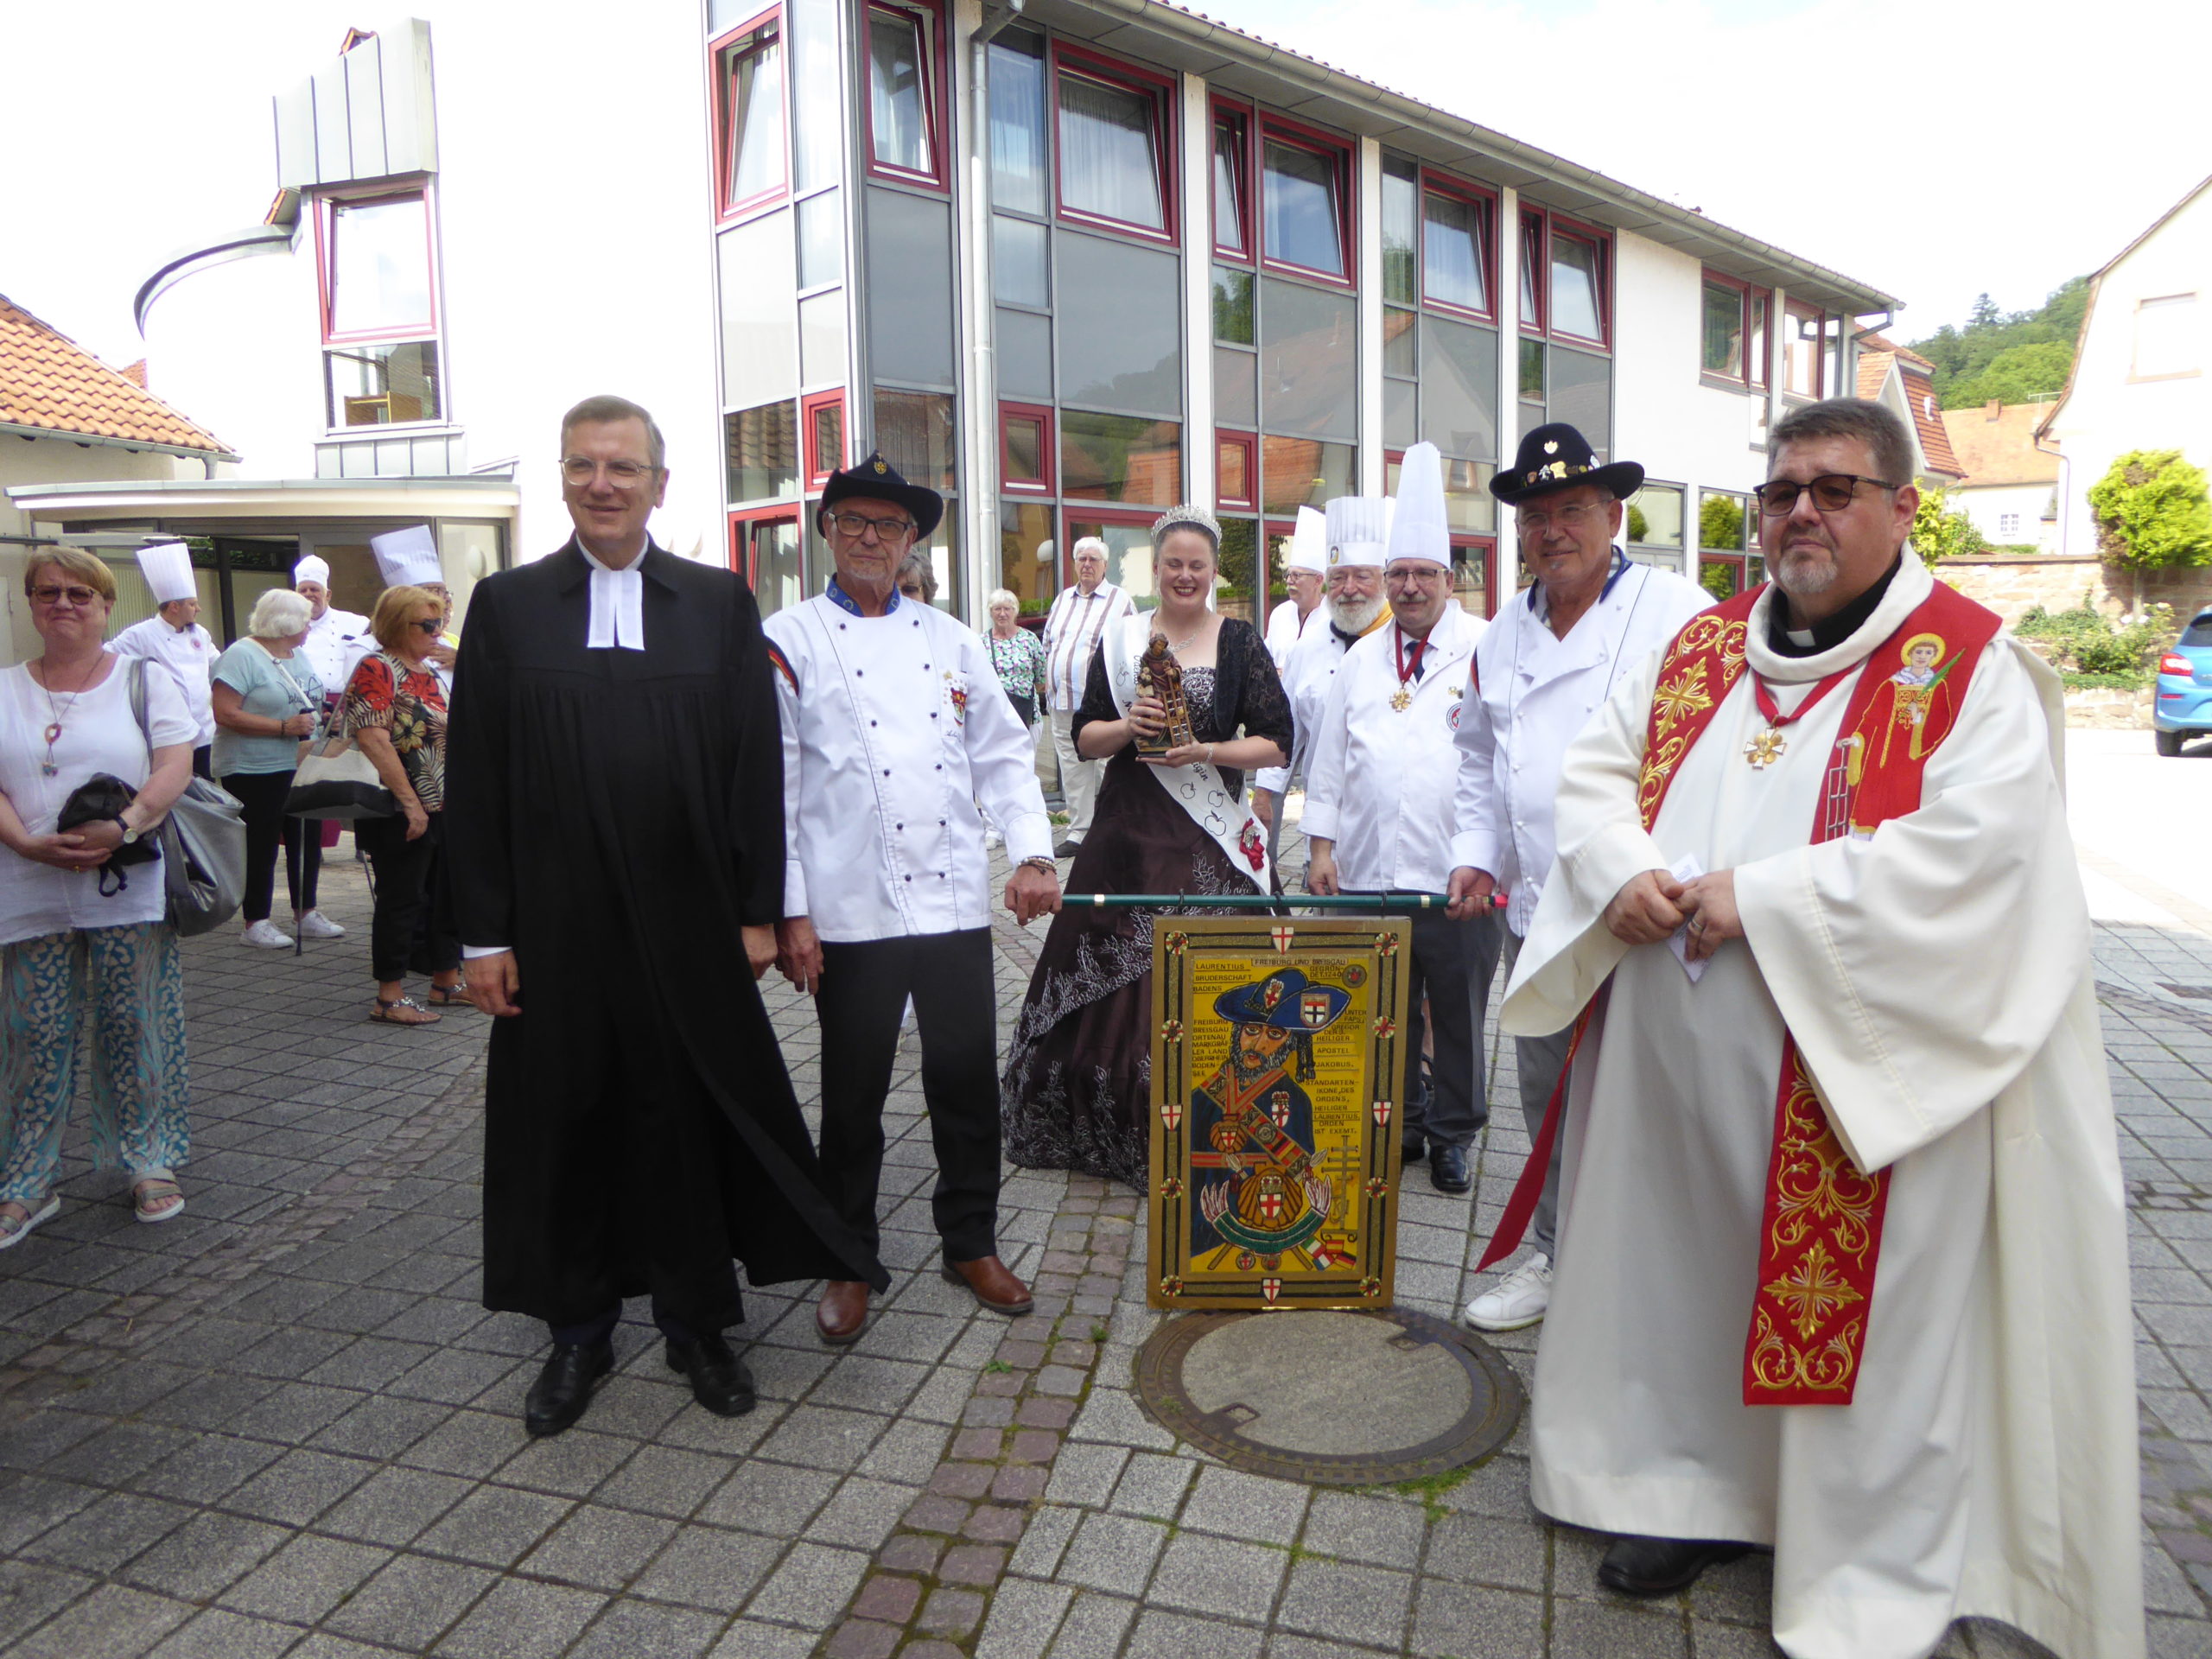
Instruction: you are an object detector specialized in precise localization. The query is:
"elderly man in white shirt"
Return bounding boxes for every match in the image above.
[1445,423,1710,1329]
[1304,445,1499,1194]
[1039,537,1134,855]
[292,555,372,705]
[770,454,1063,1347]
[1262,506,1326,670]
[109,542,216,777]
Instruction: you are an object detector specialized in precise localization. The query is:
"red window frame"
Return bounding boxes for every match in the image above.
[1000,401,1054,493]
[710,7,788,225]
[1059,505,1164,591]
[1518,207,1612,350]
[728,504,804,588]
[1216,429,1258,512]
[1451,533,1499,619]
[1518,211,1546,338]
[1210,98,1254,263]
[801,390,846,491]
[863,0,950,192]
[1416,168,1499,324]
[1783,299,1827,398]
[315,188,438,346]
[1700,270,1772,391]
[1258,116,1355,289]
[1048,41,1178,246]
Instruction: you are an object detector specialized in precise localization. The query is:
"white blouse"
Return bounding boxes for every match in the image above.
[0,658,197,944]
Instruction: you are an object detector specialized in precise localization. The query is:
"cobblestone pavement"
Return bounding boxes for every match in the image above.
[3,810,2212,1657]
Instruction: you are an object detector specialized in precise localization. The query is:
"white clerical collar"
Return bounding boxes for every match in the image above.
[578,538,649,651]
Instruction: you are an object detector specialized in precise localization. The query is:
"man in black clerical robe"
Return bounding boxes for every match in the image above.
[444,394,884,1438]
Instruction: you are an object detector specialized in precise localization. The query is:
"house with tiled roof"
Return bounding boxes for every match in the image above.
[1853,336,1962,486]
[0,295,236,661]
[1938,401,2060,550]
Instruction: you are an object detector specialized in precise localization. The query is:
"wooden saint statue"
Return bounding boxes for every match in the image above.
[1135,631,1197,758]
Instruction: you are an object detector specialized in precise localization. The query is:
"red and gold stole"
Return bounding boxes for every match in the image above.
[1630,581,2000,1403]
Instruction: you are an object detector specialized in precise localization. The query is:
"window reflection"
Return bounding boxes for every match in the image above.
[993,215,1048,308]
[721,24,784,209]
[1259,278,1355,442]
[1261,435,1352,516]
[998,308,1053,401]
[1702,281,1745,378]
[327,340,440,427]
[1214,346,1257,429]
[1263,139,1344,276]
[1058,232,1179,417]
[998,499,1056,613]
[789,0,840,192]
[1381,156,1417,306]
[1213,112,1248,255]
[1421,315,1498,463]
[798,190,842,288]
[1424,191,1488,314]
[874,388,958,492]
[1211,265,1254,345]
[868,6,932,176]
[1004,414,1046,483]
[727,402,799,502]
[753,518,805,616]
[1624,484,1684,548]
[1058,73,1163,231]
[1061,412,1181,505]
[1551,233,1605,340]
[988,29,1048,214]
[327,195,432,337]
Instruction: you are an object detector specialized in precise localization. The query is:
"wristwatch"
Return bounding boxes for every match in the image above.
[111,815,140,845]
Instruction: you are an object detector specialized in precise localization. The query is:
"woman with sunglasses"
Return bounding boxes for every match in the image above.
[0,549,198,1245]
[345,586,462,1025]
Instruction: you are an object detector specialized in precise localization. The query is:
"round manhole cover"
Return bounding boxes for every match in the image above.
[1133,1307,1524,1485]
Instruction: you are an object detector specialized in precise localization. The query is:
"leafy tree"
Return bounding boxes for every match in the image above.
[1626,503,1649,543]
[1907,276,2089,409]
[1910,481,1990,560]
[1697,493,1744,552]
[2088,449,2212,613]
[1699,559,1739,601]
[1943,340,2074,409]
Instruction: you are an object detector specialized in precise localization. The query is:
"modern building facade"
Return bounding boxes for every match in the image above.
[9,2,1900,643]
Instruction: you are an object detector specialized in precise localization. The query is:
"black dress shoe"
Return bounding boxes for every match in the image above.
[1597,1535,1754,1597]
[1053,839,1081,858]
[1429,1144,1471,1193]
[665,1332,758,1417]
[524,1338,613,1437]
[1401,1130,1427,1166]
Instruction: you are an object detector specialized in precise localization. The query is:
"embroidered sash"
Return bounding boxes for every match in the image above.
[1634,580,2001,1404]
[1103,613,1272,891]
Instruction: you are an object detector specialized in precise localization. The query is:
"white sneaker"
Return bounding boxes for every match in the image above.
[295,910,346,939]
[1464,1252,1552,1331]
[241,919,294,949]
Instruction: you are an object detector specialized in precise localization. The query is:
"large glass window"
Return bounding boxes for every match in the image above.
[1263,136,1345,278]
[1215,518,1262,623]
[1702,278,1745,379]
[797,190,842,288]
[1384,378,1416,449]
[988,29,1048,215]
[327,340,441,427]
[1421,314,1498,463]
[324,194,433,339]
[1424,188,1489,315]
[999,499,1057,614]
[1626,482,1685,549]
[868,3,936,181]
[1214,346,1257,428]
[997,308,1052,401]
[798,289,845,385]
[874,388,957,491]
[1061,412,1180,505]
[1057,231,1179,416]
[1259,278,1355,441]
[994,215,1049,308]
[1057,69,1166,233]
[727,400,799,502]
[866,188,955,389]
[1064,512,1166,601]
[1212,110,1249,257]
[788,0,840,192]
[719,212,798,409]
[1262,436,1353,516]
[1381,155,1418,306]
[1783,301,1825,397]
[1699,489,1750,553]
[1211,265,1254,345]
[719,20,785,212]
[1549,348,1611,459]
[754,518,804,615]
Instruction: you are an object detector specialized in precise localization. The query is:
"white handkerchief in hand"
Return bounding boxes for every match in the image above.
[1664,853,1707,982]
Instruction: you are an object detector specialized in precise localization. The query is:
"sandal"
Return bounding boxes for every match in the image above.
[131,1178,184,1225]
[0,1194,60,1251]
[371,995,442,1027]
[426,982,473,1008]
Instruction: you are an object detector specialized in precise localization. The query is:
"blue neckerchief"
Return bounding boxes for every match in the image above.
[1526,548,1631,615]
[825,575,899,616]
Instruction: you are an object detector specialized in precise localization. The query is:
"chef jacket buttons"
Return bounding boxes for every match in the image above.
[871,720,878,727]
[884,769,892,777]
[904,874,912,882]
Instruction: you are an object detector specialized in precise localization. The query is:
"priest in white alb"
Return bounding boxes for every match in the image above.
[1493,397,2140,1658]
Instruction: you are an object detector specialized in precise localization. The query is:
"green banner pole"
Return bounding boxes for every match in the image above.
[1065,892,1506,915]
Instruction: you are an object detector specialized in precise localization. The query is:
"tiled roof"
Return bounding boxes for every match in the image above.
[1856,341,1961,479]
[0,295,232,455]
[1940,404,2062,488]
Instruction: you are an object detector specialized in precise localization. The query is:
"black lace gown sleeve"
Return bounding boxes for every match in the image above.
[1071,639,1119,746]
[1205,619,1293,799]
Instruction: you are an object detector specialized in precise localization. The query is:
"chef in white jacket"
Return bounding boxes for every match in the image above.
[1445,423,1709,1330]
[1262,506,1326,669]
[1250,495,1393,845]
[371,526,458,696]
[110,542,216,776]
[1303,444,1498,1195]
[768,453,1062,1349]
[291,554,372,708]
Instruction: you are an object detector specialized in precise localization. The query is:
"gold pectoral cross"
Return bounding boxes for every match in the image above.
[1744,728,1787,769]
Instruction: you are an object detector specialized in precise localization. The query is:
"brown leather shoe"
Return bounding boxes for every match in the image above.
[940,1254,1034,1316]
[817,1280,870,1346]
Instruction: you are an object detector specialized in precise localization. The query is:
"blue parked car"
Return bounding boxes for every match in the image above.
[2154,607,2212,756]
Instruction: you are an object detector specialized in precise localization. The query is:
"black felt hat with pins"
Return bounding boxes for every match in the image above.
[819,451,944,538]
[1489,423,1645,505]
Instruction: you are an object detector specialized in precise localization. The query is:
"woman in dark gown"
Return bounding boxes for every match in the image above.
[1002,507,1292,1188]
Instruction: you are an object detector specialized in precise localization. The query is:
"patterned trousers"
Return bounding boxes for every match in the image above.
[0,923,190,1205]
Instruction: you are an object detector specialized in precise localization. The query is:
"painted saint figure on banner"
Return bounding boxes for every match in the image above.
[1186,969,1351,1271]
[1841,631,1965,838]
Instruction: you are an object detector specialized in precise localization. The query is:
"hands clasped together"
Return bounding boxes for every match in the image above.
[1604,867,1740,963]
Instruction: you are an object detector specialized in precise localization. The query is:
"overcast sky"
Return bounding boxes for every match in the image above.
[1,0,2198,372]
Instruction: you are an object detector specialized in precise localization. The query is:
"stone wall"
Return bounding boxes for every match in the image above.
[1933,553,2212,629]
